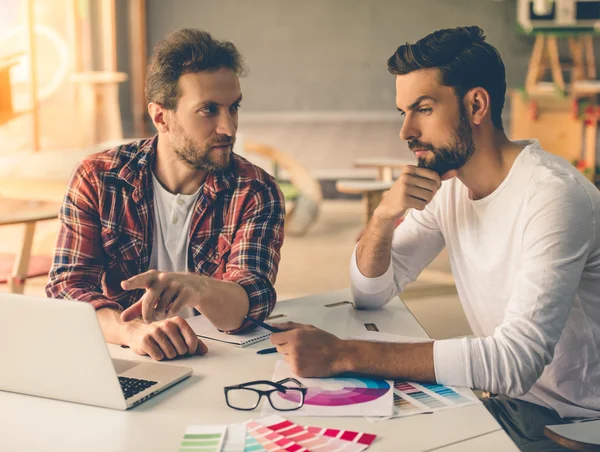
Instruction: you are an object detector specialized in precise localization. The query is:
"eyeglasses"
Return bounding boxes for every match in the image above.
[224,378,307,411]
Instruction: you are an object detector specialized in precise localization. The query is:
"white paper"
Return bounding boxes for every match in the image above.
[222,423,246,452]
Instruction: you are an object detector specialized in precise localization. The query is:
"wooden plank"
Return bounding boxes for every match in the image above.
[26,0,40,152]
[546,36,566,93]
[100,0,117,72]
[525,35,546,93]
[9,222,36,294]
[129,0,148,137]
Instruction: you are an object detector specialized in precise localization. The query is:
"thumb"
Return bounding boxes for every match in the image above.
[440,169,458,181]
[121,301,142,322]
[121,271,156,291]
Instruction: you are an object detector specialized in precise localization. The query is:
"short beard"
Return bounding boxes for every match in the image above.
[410,101,475,176]
[171,121,234,172]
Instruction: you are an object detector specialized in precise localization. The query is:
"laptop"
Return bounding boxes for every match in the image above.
[0,294,192,410]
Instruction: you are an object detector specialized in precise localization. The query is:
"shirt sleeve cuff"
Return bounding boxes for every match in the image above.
[433,338,470,387]
[349,245,394,295]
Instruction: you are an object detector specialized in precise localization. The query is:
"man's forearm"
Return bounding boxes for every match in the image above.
[337,340,436,382]
[97,307,132,345]
[356,212,399,278]
[194,277,250,332]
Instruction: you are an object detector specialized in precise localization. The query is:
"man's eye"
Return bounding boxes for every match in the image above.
[419,107,432,114]
[230,103,241,111]
[199,106,217,115]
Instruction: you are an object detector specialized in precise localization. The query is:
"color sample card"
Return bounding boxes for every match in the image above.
[246,420,307,452]
[419,383,475,405]
[222,424,246,452]
[244,430,266,452]
[268,361,393,417]
[395,382,447,409]
[393,391,424,416]
[258,416,368,452]
[304,426,377,447]
[179,425,227,452]
[392,381,479,418]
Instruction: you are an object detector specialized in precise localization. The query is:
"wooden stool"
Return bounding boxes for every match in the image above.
[336,180,393,225]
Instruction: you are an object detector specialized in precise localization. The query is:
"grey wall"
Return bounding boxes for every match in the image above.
[114,0,536,134]
[144,0,533,111]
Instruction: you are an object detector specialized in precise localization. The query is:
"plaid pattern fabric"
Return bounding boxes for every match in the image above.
[46,136,285,331]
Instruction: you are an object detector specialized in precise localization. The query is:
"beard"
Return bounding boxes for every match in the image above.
[409,102,475,176]
[171,121,235,172]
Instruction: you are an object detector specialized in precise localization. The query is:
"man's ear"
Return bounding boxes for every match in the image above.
[464,87,491,126]
[148,103,170,133]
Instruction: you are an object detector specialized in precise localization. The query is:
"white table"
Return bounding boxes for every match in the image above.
[0,289,517,452]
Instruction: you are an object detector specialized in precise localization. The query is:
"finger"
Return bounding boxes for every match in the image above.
[194,339,209,355]
[153,328,177,360]
[141,288,161,323]
[270,331,293,346]
[406,174,440,193]
[175,318,208,355]
[142,336,164,361]
[165,293,187,319]
[155,287,179,321]
[403,164,442,183]
[175,318,200,354]
[162,322,188,355]
[121,270,159,291]
[121,301,142,322]
[405,185,434,204]
[270,321,305,331]
[441,169,458,181]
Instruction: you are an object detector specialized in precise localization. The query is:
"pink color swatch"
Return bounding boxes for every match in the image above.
[246,420,307,452]
[305,426,377,447]
[259,416,373,451]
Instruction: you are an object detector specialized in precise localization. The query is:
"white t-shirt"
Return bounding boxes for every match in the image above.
[350,140,600,418]
[149,173,202,320]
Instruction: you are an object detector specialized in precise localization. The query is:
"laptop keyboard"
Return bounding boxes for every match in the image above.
[118,376,158,399]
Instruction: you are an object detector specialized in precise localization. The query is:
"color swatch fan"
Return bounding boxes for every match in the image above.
[268,361,393,417]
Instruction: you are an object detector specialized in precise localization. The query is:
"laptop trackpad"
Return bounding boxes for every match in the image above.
[112,358,140,374]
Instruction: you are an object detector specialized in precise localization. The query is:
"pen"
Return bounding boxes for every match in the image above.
[256,346,278,355]
[244,315,284,333]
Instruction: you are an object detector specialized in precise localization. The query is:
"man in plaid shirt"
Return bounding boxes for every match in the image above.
[46,29,285,361]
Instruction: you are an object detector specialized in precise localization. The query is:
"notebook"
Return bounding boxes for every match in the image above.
[186,315,272,347]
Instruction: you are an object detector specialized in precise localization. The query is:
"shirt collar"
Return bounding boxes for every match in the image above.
[118,135,238,202]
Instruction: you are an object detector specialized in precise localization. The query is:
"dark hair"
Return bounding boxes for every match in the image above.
[387,26,506,130]
[145,28,246,109]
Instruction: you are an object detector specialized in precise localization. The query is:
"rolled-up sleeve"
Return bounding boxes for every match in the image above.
[45,164,122,311]
[222,181,285,333]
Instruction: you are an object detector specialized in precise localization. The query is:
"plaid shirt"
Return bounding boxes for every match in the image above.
[46,136,285,331]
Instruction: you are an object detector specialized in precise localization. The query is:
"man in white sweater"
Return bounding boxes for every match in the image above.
[270,26,600,449]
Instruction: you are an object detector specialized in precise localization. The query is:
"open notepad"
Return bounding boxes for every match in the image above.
[186,315,272,347]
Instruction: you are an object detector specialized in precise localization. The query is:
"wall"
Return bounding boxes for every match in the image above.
[135,0,533,117]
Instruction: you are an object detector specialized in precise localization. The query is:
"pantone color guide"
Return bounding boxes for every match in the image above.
[259,416,370,452]
[392,381,479,418]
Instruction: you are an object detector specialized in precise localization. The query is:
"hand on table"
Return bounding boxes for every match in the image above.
[124,316,208,361]
[269,322,349,377]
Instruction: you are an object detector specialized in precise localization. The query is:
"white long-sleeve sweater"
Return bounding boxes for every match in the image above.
[350,140,600,418]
